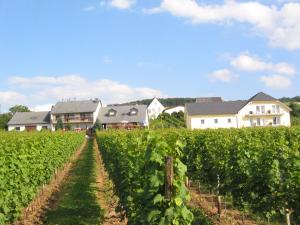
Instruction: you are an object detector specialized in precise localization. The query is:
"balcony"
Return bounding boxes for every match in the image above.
[52,116,93,123]
[245,111,283,117]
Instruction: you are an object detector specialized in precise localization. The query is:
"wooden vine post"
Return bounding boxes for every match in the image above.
[217,174,222,221]
[285,208,291,225]
[165,156,173,201]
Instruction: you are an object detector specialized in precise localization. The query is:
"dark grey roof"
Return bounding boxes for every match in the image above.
[51,100,100,114]
[98,105,148,124]
[196,97,223,103]
[7,111,51,125]
[248,92,277,102]
[185,100,248,116]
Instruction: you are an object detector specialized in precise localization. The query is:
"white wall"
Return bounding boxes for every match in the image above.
[187,115,238,129]
[238,101,291,128]
[93,102,102,124]
[148,98,165,119]
[8,124,51,132]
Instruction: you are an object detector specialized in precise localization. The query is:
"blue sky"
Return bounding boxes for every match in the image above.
[0,0,299,112]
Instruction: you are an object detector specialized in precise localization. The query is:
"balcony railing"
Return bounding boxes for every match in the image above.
[245,111,283,117]
[52,116,93,123]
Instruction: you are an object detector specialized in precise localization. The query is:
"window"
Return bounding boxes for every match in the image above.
[108,109,116,116]
[201,119,205,125]
[130,108,138,115]
[256,106,260,113]
[272,105,276,113]
[273,117,281,125]
[214,119,218,124]
[228,118,231,123]
[276,105,280,114]
[257,118,261,126]
[261,105,265,114]
[250,118,254,127]
[16,127,20,131]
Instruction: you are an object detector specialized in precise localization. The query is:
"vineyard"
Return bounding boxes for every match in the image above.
[1,127,300,225]
[97,127,300,225]
[0,131,85,224]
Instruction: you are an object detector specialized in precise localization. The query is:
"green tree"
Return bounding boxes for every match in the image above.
[55,118,64,130]
[289,102,300,117]
[0,113,12,130]
[93,119,102,130]
[9,105,30,114]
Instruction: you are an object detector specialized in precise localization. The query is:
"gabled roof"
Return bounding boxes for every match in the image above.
[148,97,164,107]
[196,97,223,103]
[248,92,277,102]
[7,111,51,125]
[185,100,248,116]
[98,105,148,124]
[51,100,100,114]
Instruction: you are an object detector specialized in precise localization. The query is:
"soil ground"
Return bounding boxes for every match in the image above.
[189,185,263,225]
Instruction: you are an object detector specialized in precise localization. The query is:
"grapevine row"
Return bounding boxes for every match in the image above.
[0,131,85,223]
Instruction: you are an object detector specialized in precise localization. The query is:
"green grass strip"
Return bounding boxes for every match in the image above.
[45,140,104,225]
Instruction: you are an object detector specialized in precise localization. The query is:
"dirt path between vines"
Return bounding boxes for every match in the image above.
[94,139,127,225]
[189,187,260,225]
[14,139,87,225]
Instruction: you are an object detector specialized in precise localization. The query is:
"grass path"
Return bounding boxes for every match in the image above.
[45,140,104,225]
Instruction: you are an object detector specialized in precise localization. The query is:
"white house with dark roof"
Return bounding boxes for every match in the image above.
[51,99,102,131]
[147,97,165,120]
[185,92,291,129]
[98,105,149,129]
[7,111,51,131]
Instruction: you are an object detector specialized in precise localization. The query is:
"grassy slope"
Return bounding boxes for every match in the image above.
[45,140,104,225]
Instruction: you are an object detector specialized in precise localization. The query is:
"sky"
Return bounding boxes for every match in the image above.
[0,0,300,112]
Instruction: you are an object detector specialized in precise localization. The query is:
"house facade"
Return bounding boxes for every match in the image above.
[147,97,165,120]
[98,105,149,129]
[186,92,291,129]
[7,111,51,131]
[51,99,102,131]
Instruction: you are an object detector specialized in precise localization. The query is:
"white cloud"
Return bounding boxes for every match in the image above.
[230,53,296,75]
[209,69,237,83]
[260,74,292,89]
[9,75,164,105]
[83,6,96,11]
[146,0,300,50]
[109,0,135,9]
[0,91,27,105]
[30,104,53,112]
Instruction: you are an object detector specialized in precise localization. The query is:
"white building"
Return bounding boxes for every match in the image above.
[147,97,165,120]
[7,111,51,131]
[51,99,102,131]
[164,106,185,115]
[186,92,291,129]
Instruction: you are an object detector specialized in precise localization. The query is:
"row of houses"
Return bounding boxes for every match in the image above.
[7,92,291,131]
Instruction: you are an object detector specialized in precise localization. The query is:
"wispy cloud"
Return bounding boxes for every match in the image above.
[109,0,136,9]
[145,0,300,50]
[103,56,113,64]
[209,69,238,83]
[83,6,97,12]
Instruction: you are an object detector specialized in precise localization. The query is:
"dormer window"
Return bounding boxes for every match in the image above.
[130,108,138,116]
[108,109,116,117]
